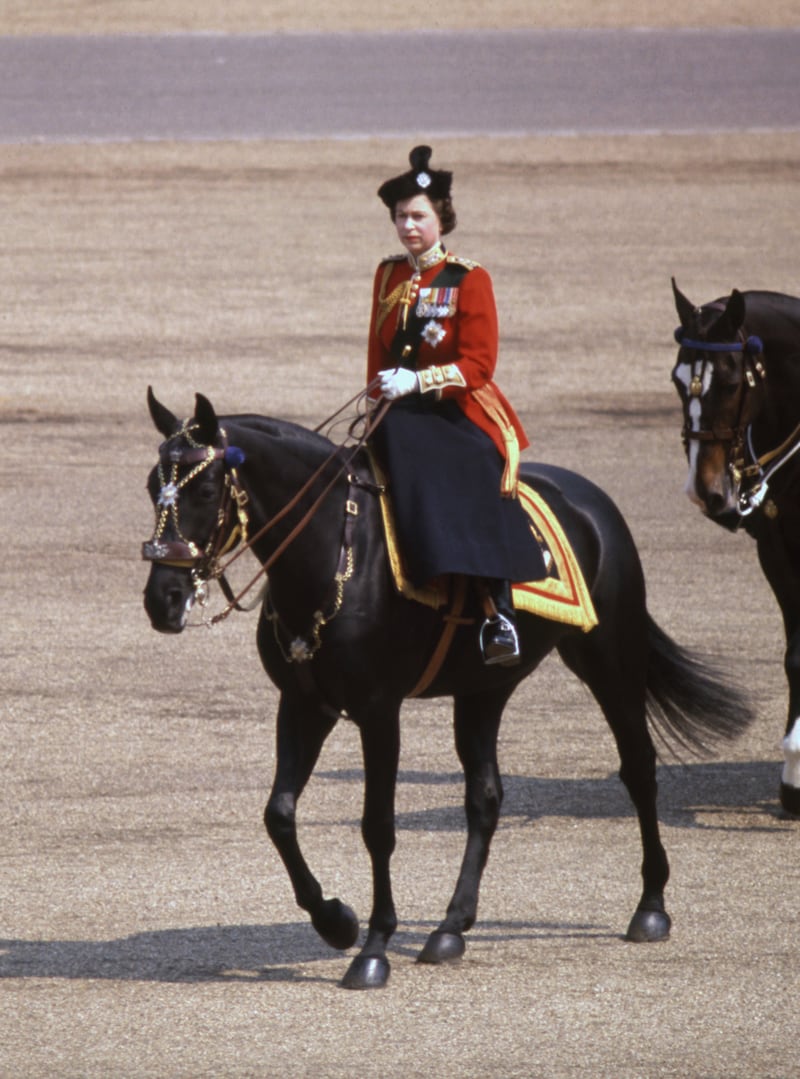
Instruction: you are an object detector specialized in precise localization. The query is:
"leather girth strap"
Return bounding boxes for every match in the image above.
[407,575,472,698]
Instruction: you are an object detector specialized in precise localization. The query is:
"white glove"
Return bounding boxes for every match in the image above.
[379,367,419,400]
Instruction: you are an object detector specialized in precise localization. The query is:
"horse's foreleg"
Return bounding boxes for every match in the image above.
[781,714,800,815]
[781,628,800,816]
[756,533,800,816]
[264,693,359,952]
[418,690,508,966]
[340,707,401,990]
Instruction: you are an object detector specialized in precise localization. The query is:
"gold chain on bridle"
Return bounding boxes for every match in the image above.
[145,419,249,569]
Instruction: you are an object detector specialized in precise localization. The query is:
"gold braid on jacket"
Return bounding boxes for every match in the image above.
[472,385,521,498]
[375,263,411,335]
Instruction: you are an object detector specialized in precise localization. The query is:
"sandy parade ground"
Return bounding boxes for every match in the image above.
[2,4,800,1077]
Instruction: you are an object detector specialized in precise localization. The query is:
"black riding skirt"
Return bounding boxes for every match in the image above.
[370,396,546,588]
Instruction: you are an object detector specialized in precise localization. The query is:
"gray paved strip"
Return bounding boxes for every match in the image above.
[0,28,798,142]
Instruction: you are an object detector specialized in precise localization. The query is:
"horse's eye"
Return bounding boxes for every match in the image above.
[716,364,741,390]
[722,357,736,372]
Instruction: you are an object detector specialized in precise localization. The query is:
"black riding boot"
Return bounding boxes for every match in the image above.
[479,578,520,667]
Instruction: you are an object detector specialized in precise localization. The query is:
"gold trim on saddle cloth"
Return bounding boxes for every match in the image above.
[512,483,598,633]
[367,449,597,632]
[367,448,449,609]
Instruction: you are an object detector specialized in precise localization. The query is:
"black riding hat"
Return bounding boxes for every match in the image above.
[377,145,453,208]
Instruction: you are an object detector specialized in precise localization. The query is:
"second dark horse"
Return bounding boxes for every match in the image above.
[672,279,800,816]
[143,389,752,988]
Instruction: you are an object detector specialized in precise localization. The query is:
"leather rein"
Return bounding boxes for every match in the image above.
[674,325,800,516]
[142,386,391,626]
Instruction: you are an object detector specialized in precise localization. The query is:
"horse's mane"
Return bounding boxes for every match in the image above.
[700,290,800,354]
[744,292,800,355]
[221,413,337,457]
[742,290,800,323]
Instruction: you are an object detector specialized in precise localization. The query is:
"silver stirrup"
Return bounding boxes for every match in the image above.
[480,613,520,665]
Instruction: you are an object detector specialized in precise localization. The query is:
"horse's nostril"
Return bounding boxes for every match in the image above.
[705,493,727,515]
[143,569,193,632]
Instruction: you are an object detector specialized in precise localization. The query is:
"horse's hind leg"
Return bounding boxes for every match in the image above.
[418,687,511,965]
[264,692,360,954]
[558,630,671,943]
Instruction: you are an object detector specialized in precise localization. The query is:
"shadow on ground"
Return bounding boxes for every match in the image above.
[1,761,791,986]
[0,918,610,984]
[319,759,789,831]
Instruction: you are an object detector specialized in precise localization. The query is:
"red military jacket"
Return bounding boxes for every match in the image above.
[366,244,528,494]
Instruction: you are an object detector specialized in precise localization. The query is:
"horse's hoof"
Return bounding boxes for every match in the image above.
[626,908,671,943]
[340,954,390,990]
[312,898,359,951]
[779,782,800,818]
[417,930,466,965]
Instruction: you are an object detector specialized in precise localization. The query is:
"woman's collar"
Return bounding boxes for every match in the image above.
[408,241,446,272]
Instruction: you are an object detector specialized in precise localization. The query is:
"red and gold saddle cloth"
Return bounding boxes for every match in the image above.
[371,452,598,633]
[511,483,597,632]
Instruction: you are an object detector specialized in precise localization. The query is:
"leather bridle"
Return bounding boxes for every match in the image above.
[142,389,391,626]
[674,325,800,515]
[675,325,765,444]
[143,421,249,563]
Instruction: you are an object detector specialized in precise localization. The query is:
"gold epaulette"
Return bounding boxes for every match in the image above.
[446,254,480,270]
[380,253,408,264]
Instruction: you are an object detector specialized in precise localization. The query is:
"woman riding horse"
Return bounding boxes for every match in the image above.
[367,146,545,666]
[143,388,755,989]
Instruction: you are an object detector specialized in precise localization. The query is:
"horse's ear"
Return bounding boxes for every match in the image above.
[147,386,180,437]
[671,277,695,327]
[722,289,746,333]
[193,393,219,445]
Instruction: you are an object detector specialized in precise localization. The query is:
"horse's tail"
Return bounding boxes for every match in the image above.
[645,614,756,758]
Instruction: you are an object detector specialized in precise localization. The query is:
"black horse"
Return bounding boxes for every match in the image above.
[672,279,800,817]
[143,388,752,989]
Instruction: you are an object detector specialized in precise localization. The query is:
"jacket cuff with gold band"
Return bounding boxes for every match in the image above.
[416,363,468,397]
